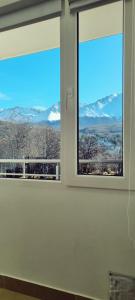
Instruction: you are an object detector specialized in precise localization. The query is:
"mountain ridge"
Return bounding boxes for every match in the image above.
[0,93,122,127]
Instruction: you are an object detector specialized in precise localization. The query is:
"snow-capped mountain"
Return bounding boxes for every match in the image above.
[0,103,61,124]
[0,93,122,126]
[79,93,122,118]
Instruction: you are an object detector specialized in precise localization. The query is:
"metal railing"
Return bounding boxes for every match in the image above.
[78,159,123,176]
[0,158,123,179]
[79,159,122,163]
[0,159,60,180]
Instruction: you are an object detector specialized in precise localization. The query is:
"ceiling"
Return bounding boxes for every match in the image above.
[0,1,123,60]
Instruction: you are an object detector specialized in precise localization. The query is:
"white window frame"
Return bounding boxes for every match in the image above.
[0,0,134,189]
[61,0,135,190]
[0,0,62,184]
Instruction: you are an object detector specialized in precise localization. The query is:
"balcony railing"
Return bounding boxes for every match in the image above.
[0,158,123,179]
[78,159,123,176]
[0,159,60,180]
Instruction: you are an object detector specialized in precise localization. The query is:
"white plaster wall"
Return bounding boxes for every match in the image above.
[0,180,135,300]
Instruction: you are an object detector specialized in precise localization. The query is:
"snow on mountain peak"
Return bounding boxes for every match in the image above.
[97,101,104,109]
[0,94,122,125]
[33,106,47,112]
[80,93,122,119]
[113,92,118,97]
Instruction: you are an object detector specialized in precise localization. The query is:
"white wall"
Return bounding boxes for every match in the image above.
[0,180,135,300]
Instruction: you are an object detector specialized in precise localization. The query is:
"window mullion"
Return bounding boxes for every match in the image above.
[60,0,78,184]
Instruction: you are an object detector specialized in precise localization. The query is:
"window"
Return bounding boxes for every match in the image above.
[0,0,135,189]
[78,3,123,177]
[0,17,60,180]
[63,0,135,190]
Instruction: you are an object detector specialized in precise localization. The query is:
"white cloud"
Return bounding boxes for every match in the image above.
[48,111,60,122]
[0,92,10,101]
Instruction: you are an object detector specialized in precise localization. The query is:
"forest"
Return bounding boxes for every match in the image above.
[0,121,123,178]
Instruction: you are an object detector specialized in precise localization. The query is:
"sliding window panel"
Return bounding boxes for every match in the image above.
[78,1,123,177]
[64,0,135,189]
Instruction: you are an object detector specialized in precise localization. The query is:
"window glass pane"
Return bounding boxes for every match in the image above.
[78,1,123,176]
[0,17,60,180]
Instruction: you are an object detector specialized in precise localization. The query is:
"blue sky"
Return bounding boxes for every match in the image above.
[0,33,122,109]
[0,48,60,110]
[79,33,123,103]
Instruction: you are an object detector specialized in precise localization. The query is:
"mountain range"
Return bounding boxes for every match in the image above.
[0,93,122,128]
